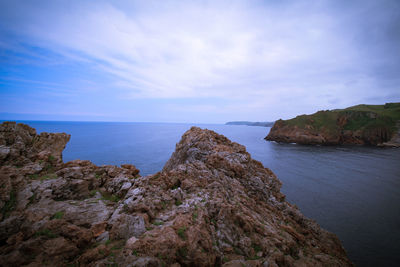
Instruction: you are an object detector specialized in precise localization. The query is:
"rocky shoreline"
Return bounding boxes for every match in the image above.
[0,121,352,266]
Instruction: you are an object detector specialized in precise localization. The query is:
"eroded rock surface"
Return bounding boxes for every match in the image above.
[0,122,352,266]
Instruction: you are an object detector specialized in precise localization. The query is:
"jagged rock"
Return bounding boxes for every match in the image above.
[0,121,70,166]
[121,163,140,176]
[109,214,146,239]
[0,122,353,266]
[381,121,400,147]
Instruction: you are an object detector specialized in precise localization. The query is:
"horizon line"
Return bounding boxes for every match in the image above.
[0,119,230,125]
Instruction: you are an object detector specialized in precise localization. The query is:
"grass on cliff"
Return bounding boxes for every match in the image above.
[176,226,187,240]
[100,192,120,203]
[28,173,57,181]
[343,103,400,119]
[1,190,17,219]
[51,211,64,220]
[283,102,400,134]
[285,110,339,134]
[340,103,399,132]
[34,229,58,239]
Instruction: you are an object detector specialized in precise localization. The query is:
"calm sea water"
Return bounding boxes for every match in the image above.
[8,121,400,267]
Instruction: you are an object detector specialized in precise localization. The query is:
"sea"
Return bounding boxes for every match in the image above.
[5,121,400,267]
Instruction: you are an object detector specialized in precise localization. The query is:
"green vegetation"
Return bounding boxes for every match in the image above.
[252,243,262,253]
[283,102,400,136]
[192,206,198,222]
[153,221,164,226]
[233,247,242,255]
[44,162,54,173]
[89,190,98,197]
[39,173,57,181]
[29,174,39,180]
[157,253,165,260]
[177,226,187,240]
[111,244,123,250]
[286,110,338,133]
[176,247,188,258]
[48,155,56,162]
[344,103,400,118]
[246,243,263,260]
[171,179,181,189]
[101,192,120,203]
[175,199,182,206]
[107,239,125,251]
[34,229,58,239]
[51,211,64,220]
[1,190,17,219]
[29,173,57,181]
[192,211,198,222]
[28,192,37,205]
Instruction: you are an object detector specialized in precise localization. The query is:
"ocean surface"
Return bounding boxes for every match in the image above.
[7,121,400,267]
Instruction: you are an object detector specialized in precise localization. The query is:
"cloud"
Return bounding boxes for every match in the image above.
[0,0,399,122]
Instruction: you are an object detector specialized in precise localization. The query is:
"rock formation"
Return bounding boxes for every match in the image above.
[266,103,400,146]
[0,121,352,266]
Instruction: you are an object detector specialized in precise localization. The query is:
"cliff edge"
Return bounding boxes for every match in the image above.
[266,103,400,146]
[0,122,352,266]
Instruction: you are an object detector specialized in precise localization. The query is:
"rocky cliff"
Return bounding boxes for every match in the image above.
[0,121,352,266]
[266,103,400,146]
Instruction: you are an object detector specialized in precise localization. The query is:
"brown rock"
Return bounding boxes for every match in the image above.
[0,123,353,266]
[121,163,140,176]
[91,221,108,238]
[42,237,78,257]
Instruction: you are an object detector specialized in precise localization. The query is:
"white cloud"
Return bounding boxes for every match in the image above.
[1,0,399,122]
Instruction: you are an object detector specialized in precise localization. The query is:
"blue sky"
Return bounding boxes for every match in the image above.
[1,0,399,123]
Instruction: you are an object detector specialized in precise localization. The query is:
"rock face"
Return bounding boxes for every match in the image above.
[0,122,352,266]
[380,121,400,147]
[266,103,400,146]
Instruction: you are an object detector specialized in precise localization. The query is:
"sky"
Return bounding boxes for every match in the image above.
[0,0,399,123]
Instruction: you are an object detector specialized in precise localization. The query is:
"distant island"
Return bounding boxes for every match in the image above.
[265,103,400,146]
[226,121,274,127]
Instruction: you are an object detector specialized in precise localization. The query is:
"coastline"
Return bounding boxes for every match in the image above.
[0,122,353,266]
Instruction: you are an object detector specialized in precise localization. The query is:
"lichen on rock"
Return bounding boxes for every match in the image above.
[0,122,353,266]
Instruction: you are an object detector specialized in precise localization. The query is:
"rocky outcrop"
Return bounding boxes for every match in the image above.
[0,122,352,266]
[380,121,400,147]
[266,103,400,146]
